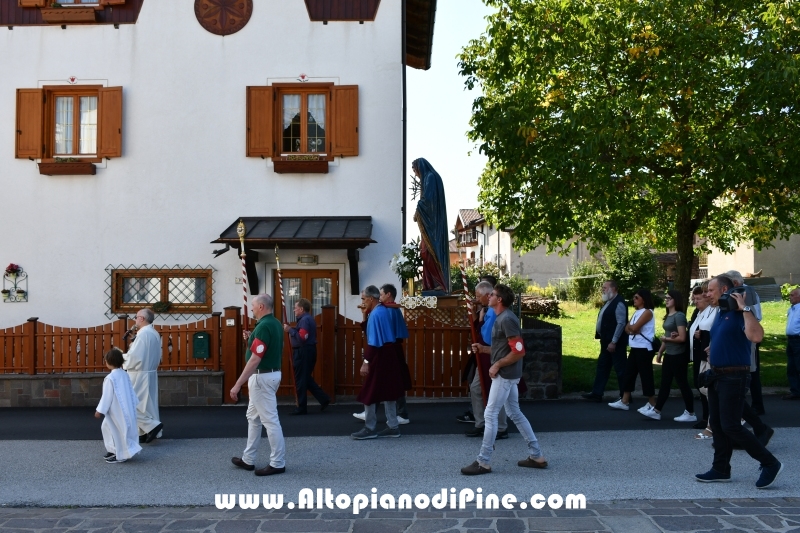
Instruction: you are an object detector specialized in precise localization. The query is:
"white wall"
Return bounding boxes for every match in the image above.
[707,235,800,285]
[0,1,404,327]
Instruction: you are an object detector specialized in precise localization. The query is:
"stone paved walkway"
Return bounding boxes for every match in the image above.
[2,498,799,533]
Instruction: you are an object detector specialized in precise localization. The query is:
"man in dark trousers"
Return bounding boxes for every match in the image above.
[696,275,782,488]
[583,280,628,402]
[284,298,330,415]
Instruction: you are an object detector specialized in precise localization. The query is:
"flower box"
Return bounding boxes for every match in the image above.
[40,7,98,23]
[39,162,96,176]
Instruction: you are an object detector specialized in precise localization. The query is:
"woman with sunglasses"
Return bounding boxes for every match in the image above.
[641,290,696,421]
[608,288,656,411]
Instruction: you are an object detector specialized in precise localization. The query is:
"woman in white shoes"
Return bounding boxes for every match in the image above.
[641,290,697,422]
[608,289,656,412]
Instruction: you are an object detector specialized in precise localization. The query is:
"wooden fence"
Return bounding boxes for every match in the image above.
[0,314,222,374]
[1,305,474,402]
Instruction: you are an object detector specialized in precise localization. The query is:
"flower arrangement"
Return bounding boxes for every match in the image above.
[4,264,21,277]
[390,238,423,282]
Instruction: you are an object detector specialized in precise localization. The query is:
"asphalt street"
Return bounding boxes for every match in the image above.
[2,394,798,440]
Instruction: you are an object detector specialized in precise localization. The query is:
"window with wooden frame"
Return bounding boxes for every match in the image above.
[246,83,358,173]
[111,268,213,314]
[15,85,122,161]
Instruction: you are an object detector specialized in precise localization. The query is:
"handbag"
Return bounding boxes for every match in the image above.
[637,332,661,353]
[698,360,711,396]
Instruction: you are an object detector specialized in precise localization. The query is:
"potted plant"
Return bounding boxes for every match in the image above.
[1,289,10,298]
[389,238,423,295]
[4,264,21,279]
[15,290,26,298]
[152,301,171,313]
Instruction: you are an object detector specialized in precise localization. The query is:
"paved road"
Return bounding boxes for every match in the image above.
[1,499,800,533]
[2,395,798,440]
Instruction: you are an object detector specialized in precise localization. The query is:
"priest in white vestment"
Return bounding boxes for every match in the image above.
[96,348,142,463]
[123,309,164,442]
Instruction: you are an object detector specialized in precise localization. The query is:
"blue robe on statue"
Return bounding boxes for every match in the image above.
[413,158,450,293]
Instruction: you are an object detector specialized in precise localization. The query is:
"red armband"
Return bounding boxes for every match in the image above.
[508,336,525,355]
[250,338,267,357]
[298,328,309,340]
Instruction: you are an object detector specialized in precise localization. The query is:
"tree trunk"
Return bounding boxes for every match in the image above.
[674,213,695,308]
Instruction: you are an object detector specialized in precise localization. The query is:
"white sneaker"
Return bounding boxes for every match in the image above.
[674,410,698,422]
[641,407,661,420]
[396,416,410,425]
[608,399,629,411]
[637,403,653,414]
[353,411,366,421]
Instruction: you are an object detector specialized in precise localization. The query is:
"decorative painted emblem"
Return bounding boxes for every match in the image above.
[194,0,253,36]
[68,76,77,84]
[297,74,309,82]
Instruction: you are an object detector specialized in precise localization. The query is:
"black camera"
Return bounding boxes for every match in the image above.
[717,286,747,312]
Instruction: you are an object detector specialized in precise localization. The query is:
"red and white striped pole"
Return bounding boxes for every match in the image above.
[236,220,248,330]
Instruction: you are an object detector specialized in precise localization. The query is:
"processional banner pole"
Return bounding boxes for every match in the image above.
[275,245,299,406]
[457,229,488,407]
[237,220,248,331]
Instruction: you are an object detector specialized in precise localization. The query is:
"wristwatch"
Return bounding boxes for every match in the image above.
[363,360,369,364]
[743,305,751,313]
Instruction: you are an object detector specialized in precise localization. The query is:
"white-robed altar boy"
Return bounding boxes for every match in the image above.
[95,348,142,464]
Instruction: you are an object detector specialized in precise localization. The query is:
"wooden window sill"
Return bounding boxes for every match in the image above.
[40,7,98,23]
[38,161,96,176]
[273,160,329,174]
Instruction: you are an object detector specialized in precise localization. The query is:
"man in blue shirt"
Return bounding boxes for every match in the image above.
[696,276,782,489]
[284,298,330,415]
[785,287,800,400]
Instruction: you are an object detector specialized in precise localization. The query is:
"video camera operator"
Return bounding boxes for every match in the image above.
[695,275,783,489]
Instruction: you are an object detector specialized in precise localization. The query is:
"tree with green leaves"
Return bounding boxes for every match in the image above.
[459,0,800,300]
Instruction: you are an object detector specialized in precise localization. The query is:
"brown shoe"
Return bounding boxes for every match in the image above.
[231,457,255,471]
[255,465,286,476]
[461,461,491,475]
[518,457,548,469]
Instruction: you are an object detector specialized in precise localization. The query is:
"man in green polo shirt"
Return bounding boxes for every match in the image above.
[229,294,286,476]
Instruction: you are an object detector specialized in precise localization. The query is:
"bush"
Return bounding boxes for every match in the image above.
[449,262,527,295]
[602,240,657,300]
[567,259,605,302]
[519,295,561,318]
[782,283,800,301]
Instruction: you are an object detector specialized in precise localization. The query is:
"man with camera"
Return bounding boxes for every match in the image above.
[696,275,782,489]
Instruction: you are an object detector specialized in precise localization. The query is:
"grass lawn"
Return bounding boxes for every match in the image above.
[548,300,793,394]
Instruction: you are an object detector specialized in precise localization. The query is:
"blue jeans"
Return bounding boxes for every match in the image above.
[591,345,625,398]
[787,337,800,397]
[708,371,777,475]
[478,375,542,467]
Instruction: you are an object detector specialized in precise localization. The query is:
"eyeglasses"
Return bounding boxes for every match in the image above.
[134,315,145,320]
[664,297,673,301]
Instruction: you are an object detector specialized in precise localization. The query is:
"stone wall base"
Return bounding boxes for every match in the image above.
[521,317,563,400]
[0,371,224,407]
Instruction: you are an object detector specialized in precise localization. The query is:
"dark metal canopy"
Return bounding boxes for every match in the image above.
[213,216,375,250]
[212,217,375,296]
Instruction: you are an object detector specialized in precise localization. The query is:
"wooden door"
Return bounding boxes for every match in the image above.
[273,269,339,399]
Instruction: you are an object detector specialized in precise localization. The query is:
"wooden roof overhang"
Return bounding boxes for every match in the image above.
[1,0,145,27]
[406,0,437,70]
[212,216,376,295]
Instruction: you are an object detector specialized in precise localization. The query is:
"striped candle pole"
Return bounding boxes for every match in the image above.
[236,220,248,330]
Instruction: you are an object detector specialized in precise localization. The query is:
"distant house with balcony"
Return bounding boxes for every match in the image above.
[453,209,590,286]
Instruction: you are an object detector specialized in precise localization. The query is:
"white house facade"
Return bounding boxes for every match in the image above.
[1,0,437,328]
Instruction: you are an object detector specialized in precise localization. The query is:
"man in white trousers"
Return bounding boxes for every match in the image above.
[123,308,163,443]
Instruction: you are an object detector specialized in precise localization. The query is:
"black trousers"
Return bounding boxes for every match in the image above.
[655,350,694,413]
[708,371,777,475]
[292,345,330,409]
[623,347,655,397]
[692,357,710,421]
[749,344,764,412]
[590,344,626,398]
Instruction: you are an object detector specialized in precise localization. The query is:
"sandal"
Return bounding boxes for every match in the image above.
[695,429,712,440]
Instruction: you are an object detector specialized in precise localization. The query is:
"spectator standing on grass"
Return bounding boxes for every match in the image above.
[608,289,656,412]
[641,290,696,422]
[785,287,800,400]
[695,276,782,488]
[582,280,628,402]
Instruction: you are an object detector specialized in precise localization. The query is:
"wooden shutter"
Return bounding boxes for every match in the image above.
[330,85,358,157]
[98,86,123,158]
[246,86,274,157]
[15,89,43,159]
[99,0,126,5]
[18,0,47,7]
